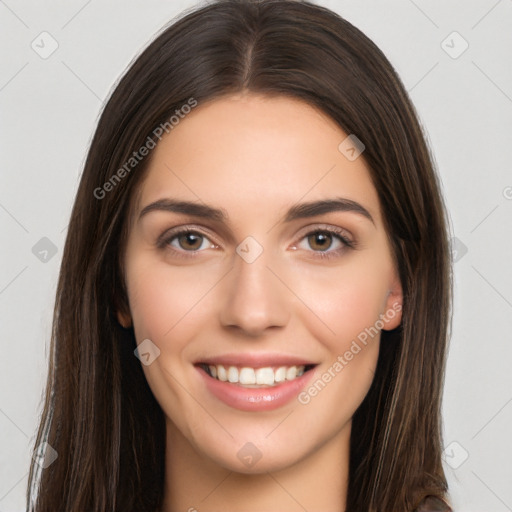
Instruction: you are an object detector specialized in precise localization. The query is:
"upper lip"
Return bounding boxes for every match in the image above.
[195,353,318,368]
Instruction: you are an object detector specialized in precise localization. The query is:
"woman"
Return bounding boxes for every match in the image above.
[27,1,453,510]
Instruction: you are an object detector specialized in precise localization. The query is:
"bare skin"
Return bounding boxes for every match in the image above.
[118,93,403,512]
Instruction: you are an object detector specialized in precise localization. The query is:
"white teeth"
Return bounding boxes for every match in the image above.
[217,365,228,381]
[227,366,239,383]
[205,364,307,387]
[286,366,297,380]
[275,366,286,383]
[239,367,256,385]
[255,367,274,385]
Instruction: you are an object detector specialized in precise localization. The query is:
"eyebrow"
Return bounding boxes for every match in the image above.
[138,197,374,225]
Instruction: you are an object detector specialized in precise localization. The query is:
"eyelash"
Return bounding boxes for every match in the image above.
[157,225,355,261]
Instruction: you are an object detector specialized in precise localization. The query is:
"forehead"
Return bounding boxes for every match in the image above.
[134,93,381,225]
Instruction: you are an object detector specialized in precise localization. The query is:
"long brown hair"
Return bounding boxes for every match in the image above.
[27,1,453,510]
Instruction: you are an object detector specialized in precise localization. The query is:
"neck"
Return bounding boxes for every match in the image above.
[161,419,350,512]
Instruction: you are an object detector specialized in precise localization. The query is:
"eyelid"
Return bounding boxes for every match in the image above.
[157,222,356,259]
[292,223,355,246]
[156,224,220,249]
[289,225,355,261]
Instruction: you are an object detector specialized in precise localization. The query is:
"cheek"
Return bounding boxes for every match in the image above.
[126,257,219,343]
[287,254,392,350]
[123,259,219,427]
[293,258,388,425]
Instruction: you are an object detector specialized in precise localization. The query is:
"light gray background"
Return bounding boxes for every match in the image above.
[1,1,511,510]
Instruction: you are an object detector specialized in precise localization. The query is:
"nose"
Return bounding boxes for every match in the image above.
[219,247,290,337]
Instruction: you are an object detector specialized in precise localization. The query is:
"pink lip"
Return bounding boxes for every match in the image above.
[196,364,316,412]
[196,352,316,368]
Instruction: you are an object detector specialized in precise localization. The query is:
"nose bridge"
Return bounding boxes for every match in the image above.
[219,238,289,335]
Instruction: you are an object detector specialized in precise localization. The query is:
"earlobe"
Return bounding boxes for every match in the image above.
[115,288,132,328]
[382,279,403,331]
[116,309,132,328]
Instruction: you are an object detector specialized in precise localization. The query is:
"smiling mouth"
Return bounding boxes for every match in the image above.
[198,363,316,388]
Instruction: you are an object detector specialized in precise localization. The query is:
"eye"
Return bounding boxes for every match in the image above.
[302,232,339,251]
[294,227,354,260]
[158,228,218,255]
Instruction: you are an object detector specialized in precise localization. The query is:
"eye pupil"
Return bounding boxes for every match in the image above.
[179,233,202,250]
[308,232,332,251]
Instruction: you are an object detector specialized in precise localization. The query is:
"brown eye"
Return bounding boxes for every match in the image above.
[177,232,204,251]
[307,232,334,251]
[294,227,354,260]
[162,230,216,253]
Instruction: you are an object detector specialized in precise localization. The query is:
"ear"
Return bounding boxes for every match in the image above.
[117,309,132,328]
[115,292,133,328]
[114,269,133,328]
[381,274,403,331]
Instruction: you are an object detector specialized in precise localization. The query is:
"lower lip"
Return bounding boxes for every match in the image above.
[196,366,316,412]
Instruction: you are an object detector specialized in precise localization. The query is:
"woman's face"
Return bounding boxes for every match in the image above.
[118,93,402,473]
